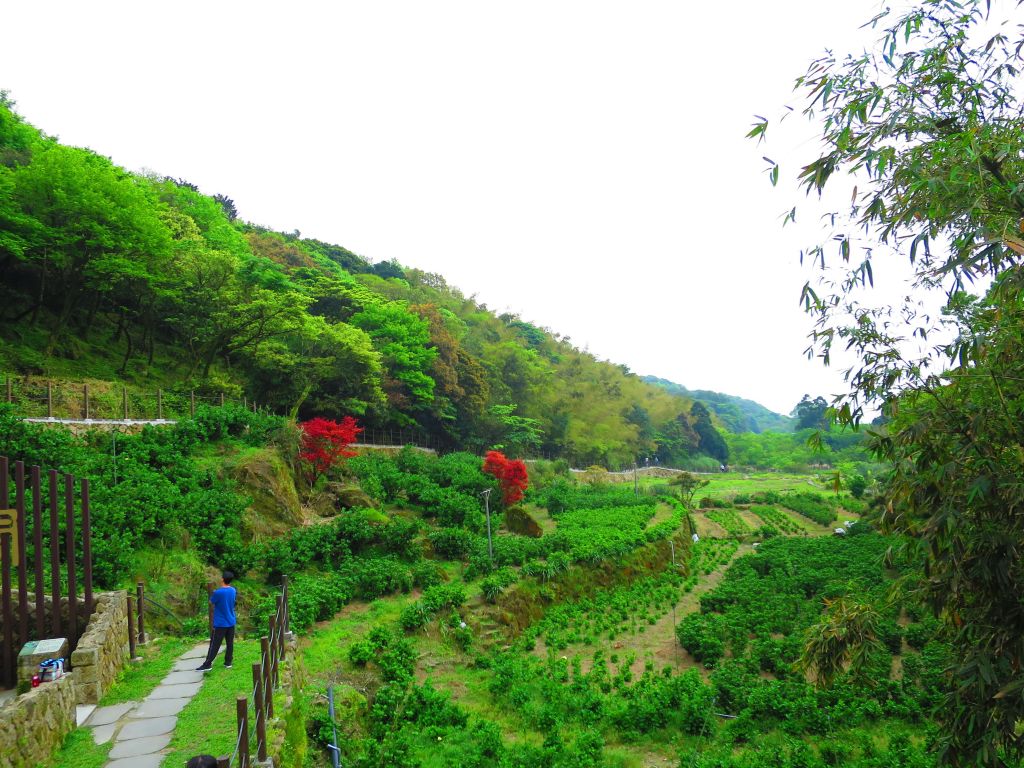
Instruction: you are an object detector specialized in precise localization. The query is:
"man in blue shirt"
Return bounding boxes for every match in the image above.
[196,571,237,671]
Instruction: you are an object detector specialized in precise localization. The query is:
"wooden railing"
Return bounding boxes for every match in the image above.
[0,456,95,687]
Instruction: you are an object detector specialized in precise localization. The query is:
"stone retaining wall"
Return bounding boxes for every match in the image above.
[70,590,130,704]
[0,674,76,768]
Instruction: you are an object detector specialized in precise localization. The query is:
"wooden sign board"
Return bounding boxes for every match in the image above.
[0,508,18,567]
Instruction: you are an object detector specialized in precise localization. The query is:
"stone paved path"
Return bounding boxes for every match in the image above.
[83,642,218,767]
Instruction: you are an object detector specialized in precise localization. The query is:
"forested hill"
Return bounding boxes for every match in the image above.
[642,376,794,433]
[0,95,734,468]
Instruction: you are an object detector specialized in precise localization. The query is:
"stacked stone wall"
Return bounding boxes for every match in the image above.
[0,674,76,768]
[70,590,130,704]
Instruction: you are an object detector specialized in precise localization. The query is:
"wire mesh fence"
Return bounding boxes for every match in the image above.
[2,374,263,422]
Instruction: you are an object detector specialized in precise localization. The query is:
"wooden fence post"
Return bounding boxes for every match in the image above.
[49,469,61,637]
[136,582,145,644]
[282,575,289,636]
[83,383,90,420]
[217,758,230,768]
[82,478,93,615]
[64,474,78,649]
[1,455,11,687]
[253,662,268,761]
[261,636,274,719]
[31,466,44,636]
[1,531,11,688]
[127,589,137,659]
[236,696,249,768]
[275,595,285,658]
[122,386,128,420]
[15,461,28,650]
[46,381,52,418]
[268,612,278,689]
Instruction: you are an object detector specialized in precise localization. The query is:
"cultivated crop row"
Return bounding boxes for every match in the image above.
[704,509,752,537]
[747,505,804,534]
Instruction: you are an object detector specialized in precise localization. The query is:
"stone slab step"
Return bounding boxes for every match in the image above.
[91,723,117,745]
[76,704,97,726]
[134,696,190,718]
[161,670,205,686]
[148,682,201,700]
[107,753,165,768]
[108,732,171,759]
[117,715,177,740]
[85,702,136,727]
[180,643,211,660]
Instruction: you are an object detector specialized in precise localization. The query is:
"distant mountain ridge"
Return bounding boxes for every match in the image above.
[641,376,794,434]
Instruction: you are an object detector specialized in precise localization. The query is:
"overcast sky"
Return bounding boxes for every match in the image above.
[0,0,904,415]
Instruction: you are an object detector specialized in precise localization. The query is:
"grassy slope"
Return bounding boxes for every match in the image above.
[294,472,873,766]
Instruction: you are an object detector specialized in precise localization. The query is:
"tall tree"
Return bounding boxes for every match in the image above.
[690,401,729,463]
[792,394,829,430]
[754,2,1024,763]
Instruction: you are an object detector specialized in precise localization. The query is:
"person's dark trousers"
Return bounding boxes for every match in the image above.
[200,626,235,668]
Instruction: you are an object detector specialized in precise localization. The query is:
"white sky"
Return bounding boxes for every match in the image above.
[0,0,908,415]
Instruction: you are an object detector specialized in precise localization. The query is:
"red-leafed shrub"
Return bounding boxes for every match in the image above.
[299,417,362,484]
[482,450,529,505]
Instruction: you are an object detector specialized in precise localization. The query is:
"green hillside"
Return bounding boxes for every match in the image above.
[642,376,795,433]
[0,94,732,469]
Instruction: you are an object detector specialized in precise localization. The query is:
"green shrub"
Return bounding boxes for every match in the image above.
[348,640,375,666]
[429,527,475,559]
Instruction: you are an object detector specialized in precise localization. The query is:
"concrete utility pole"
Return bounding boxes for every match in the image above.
[480,488,494,564]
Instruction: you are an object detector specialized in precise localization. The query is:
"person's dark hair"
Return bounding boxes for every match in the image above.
[221,571,235,585]
[186,756,218,768]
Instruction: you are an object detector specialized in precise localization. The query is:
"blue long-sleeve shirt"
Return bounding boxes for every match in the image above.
[210,586,237,628]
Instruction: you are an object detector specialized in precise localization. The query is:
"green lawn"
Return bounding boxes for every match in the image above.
[701,471,826,498]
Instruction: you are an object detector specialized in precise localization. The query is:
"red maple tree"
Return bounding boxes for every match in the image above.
[482,450,529,505]
[299,417,362,484]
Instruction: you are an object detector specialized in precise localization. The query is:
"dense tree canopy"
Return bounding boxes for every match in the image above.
[0,95,733,469]
[755,2,1024,763]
